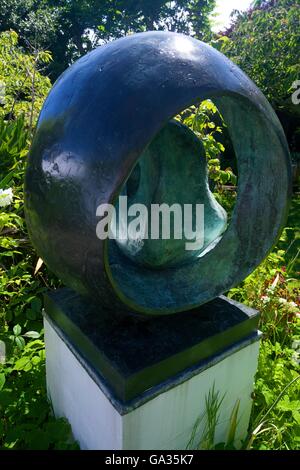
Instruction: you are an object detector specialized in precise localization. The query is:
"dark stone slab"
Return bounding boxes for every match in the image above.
[44,288,259,406]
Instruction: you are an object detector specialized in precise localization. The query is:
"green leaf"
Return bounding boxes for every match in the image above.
[277,398,300,412]
[23,331,40,339]
[31,356,41,366]
[220,171,230,184]
[226,399,240,446]
[15,336,25,350]
[292,410,300,424]
[0,170,15,189]
[209,159,220,166]
[0,373,5,391]
[230,174,237,185]
[13,324,21,336]
[14,356,31,371]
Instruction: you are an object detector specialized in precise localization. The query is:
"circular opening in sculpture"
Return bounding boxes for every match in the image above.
[109,99,238,271]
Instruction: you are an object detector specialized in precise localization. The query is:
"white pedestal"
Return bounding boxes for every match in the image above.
[44,316,260,450]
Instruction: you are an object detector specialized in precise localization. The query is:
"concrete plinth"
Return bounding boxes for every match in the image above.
[44,289,261,450]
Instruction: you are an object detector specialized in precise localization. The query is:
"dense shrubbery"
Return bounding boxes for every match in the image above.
[0,2,299,450]
[0,32,76,449]
[0,31,51,129]
[229,197,300,450]
[214,0,300,154]
[0,0,217,79]
[218,0,300,107]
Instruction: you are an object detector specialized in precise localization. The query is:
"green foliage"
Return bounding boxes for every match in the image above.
[0,0,216,79]
[178,100,237,187]
[0,116,28,181]
[228,196,300,344]
[212,0,300,154]
[247,340,300,450]
[0,115,71,447]
[177,100,238,222]
[0,30,52,127]
[0,32,71,448]
[0,116,58,327]
[188,195,299,450]
[188,386,241,450]
[0,1,60,48]
[0,113,73,448]
[228,196,300,450]
[0,342,78,449]
[215,0,300,108]
[187,384,225,450]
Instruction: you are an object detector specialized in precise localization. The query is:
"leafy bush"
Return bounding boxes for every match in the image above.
[0,115,77,449]
[215,0,300,108]
[212,0,300,156]
[0,30,51,129]
[0,339,78,449]
[249,338,300,450]
[0,32,73,449]
[178,100,237,187]
[0,1,217,79]
[228,196,300,450]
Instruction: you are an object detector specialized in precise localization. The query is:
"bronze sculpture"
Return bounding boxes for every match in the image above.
[24,32,291,316]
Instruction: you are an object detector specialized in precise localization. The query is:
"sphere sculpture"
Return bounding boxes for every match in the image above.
[24,32,291,316]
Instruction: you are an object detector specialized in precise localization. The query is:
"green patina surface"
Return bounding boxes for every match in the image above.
[114,121,227,269]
